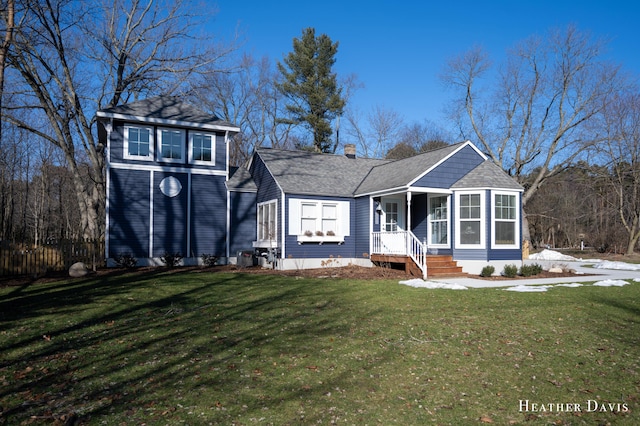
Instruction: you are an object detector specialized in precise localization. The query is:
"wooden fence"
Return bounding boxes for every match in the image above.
[0,239,105,277]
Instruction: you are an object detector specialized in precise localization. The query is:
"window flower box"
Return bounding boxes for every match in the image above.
[297,234,344,245]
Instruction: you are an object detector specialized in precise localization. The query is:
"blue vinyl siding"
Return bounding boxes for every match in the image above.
[413,145,484,189]
[250,154,281,204]
[250,154,283,247]
[109,121,125,163]
[190,174,228,257]
[284,194,356,259]
[108,168,150,257]
[354,197,371,257]
[410,193,428,242]
[229,191,257,254]
[152,172,188,257]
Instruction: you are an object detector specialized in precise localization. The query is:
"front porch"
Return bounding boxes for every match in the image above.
[371,231,464,279]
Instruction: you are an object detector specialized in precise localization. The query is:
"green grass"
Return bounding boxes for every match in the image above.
[1,269,639,425]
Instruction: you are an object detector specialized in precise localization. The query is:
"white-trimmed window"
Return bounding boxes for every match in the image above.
[124,126,154,160]
[492,192,519,248]
[455,191,485,248]
[157,128,185,162]
[190,132,215,164]
[256,200,277,245]
[428,195,449,246]
[289,198,350,241]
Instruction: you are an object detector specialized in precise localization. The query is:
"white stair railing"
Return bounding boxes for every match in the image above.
[407,231,427,280]
[372,231,427,280]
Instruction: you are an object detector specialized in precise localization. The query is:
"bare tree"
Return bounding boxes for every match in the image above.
[596,92,640,254]
[441,26,626,241]
[0,0,14,143]
[3,0,236,239]
[196,54,296,166]
[344,104,404,158]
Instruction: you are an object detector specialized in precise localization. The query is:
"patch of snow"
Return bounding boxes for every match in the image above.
[555,283,583,287]
[504,285,552,292]
[528,249,578,261]
[399,279,467,290]
[593,279,629,287]
[635,278,640,282]
[593,260,640,271]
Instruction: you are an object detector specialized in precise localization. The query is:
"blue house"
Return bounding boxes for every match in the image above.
[98,96,524,277]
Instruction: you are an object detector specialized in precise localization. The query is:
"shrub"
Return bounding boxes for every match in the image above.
[502,264,518,278]
[201,253,219,267]
[114,252,137,268]
[160,252,183,268]
[520,263,543,277]
[480,265,495,277]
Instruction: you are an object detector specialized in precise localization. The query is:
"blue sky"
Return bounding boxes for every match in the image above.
[214,1,639,127]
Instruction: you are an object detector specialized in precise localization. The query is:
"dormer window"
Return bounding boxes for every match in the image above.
[124,126,154,160]
[158,128,185,163]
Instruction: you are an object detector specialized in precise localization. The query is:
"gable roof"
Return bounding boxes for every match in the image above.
[354,142,472,195]
[96,95,239,132]
[254,141,522,197]
[452,160,524,190]
[255,148,389,197]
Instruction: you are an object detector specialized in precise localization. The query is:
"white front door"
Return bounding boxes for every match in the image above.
[380,198,406,253]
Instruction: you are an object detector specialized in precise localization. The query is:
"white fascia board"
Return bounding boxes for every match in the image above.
[356,186,409,198]
[406,187,453,194]
[96,111,240,133]
[109,162,227,176]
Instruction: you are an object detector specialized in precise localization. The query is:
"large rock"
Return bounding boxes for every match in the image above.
[69,262,89,278]
[548,266,564,273]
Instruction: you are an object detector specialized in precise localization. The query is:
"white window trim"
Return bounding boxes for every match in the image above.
[491,190,520,249]
[289,198,350,244]
[455,191,486,249]
[157,127,186,163]
[189,131,216,165]
[253,199,278,248]
[123,125,154,161]
[427,194,450,248]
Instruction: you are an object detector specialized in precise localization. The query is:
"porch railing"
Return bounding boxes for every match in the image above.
[372,231,427,279]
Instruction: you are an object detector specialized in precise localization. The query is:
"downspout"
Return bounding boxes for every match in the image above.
[225,130,230,262]
[104,118,112,261]
[280,191,286,266]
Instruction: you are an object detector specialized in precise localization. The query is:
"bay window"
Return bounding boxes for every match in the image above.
[493,192,519,248]
[456,192,485,248]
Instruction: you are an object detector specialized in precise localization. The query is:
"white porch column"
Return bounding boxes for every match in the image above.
[406,191,412,231]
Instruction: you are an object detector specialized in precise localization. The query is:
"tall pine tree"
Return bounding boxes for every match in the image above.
[277,28,345,153]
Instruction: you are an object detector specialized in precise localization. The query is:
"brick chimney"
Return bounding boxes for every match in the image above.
[344,144,356,159]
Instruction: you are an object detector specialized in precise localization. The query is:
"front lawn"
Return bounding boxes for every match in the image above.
[1,269,638,425]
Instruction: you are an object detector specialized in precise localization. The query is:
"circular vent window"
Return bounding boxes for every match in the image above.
[159,176,182,197]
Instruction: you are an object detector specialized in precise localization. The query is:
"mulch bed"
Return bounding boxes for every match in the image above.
[1,263,596,288]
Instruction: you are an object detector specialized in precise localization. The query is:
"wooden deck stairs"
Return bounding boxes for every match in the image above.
[370,254,465,279]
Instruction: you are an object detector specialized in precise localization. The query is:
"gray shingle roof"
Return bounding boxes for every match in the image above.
[452,160,524,190]
[97,95,239,131]
[256,142,522,197]
[227,166,257,191]
[354,142,466,195]
[256,148,389,197]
